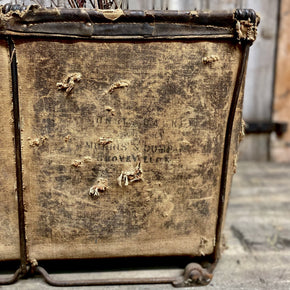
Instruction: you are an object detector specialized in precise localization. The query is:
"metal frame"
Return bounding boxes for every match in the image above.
[7,35,28,277]
[245,122,288,135]
[0,6,258,287]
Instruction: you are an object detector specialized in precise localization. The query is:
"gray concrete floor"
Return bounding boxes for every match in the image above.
[1,162,290,289]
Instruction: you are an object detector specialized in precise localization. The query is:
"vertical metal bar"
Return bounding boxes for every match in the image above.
[214,43,250,261]
[7,36,28,276]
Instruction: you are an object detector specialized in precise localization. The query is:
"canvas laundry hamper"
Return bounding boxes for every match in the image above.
[0,5,259,287]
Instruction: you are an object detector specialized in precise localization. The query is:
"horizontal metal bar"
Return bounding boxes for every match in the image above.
[35,266,176,286]
[0,31,235,41]
[34,262,213,287]
[245,122,288,135]
[0,8,235,38]
[0,6,259,41]
[1,5,236,25]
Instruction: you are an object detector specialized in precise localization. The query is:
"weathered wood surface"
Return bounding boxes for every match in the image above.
[239,0,280,161]
[0,39,20,261]
[211,162,290,289]
[14,38,242,260]
[272,0,290,162]
[2,161,289,289]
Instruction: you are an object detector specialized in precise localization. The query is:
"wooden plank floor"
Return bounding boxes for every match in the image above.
[207,162,290,289]
[1,161,290,289]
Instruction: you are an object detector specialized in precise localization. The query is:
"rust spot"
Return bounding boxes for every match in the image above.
[98,137,113,146]
[28,136,48,147]
[108,80,129,93]
[202,55,219,64]
[117,162,143,187]
[56,73,82,96]
[41,136,48,143]
[64,135,71,142]
[71,160,82,168]
[105,106,116,116]
[29,138,40,147]
[89,178,108,198]
[29,258,38,267]
[235,18,259,42]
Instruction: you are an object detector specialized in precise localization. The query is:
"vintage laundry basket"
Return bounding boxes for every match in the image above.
[0,4,259,287]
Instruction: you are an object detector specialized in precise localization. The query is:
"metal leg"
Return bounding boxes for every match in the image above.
[33,262,212,287]
[0,267,23,285]
[173,263,213,287]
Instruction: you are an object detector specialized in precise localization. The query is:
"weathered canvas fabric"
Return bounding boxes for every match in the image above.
[13,39,242,260]
[0,7,259,266]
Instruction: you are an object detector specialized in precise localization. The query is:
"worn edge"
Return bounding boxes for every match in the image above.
[0,6,258,41]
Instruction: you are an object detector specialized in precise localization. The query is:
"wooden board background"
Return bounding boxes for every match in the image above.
[0,39,20,261]
[15,39,242,260]
[239,0,279,161]
[272,0,290,162]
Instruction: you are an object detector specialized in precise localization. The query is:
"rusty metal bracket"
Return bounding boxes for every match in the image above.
[173,263,213,287]
[234,9,260,44]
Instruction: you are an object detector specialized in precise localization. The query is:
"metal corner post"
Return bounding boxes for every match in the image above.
[7,36,28,276]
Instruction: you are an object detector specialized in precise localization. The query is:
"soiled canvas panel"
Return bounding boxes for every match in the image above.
[15,39,241,260]
[0,39,20,261]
